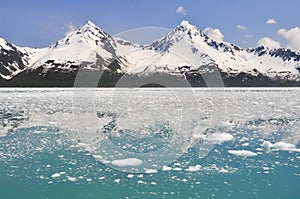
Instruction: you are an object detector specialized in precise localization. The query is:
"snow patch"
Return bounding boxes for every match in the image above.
[0,38,12,51]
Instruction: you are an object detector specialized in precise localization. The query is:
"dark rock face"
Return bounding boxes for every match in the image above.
[247,46,300,62]
[1,62,300,87]
[0,41,26,77]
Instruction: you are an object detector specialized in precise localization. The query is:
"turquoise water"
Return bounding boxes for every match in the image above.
[0,88,300,198]
[0,126,299,198]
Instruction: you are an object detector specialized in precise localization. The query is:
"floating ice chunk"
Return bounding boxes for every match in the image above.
[111,158,142,167]
[51,173,61,178]
[205,133,234,144]
[137,174,144,178]
[114,179,121,183]
[293,149,300,153]
[262,141,300,152]
[86,178,92,182]
[182,179,188,182]
[173,167,183,171]
[145,169,158,174]
[127,174,134,178]
[137,180,146,184]
[263,167,270,171]
[218,168,229,173]
[228,150,257,157]
[162,166,173,171]
[67,176,77,182]
[185,165,201,172]
[242,142,249,147]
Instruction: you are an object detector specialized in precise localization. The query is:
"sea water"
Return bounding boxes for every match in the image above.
[0,88,299,198]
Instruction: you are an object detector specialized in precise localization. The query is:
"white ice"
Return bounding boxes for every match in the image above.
[111,158,143,167]
[228,150,258,157]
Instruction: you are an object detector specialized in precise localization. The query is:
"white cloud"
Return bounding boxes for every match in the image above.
[257,37,281,49]
[65,22,77,36]
[266,18,277,25]
[176,6,187,16]
[236,24,246,31]
[204,27,224,42]
[278,27,300,52]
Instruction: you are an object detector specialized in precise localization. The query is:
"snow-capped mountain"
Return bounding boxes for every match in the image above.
[0,37,48,80]
[1,20,300,86]
[0,38,39,79]
[30,20,126,74]
[132,21,300,80]
[0,38,25,79]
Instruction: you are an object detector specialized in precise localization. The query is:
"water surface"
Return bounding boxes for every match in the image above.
[0,88,299,198]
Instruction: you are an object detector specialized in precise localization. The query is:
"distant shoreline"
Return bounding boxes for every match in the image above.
[1,70,299,87]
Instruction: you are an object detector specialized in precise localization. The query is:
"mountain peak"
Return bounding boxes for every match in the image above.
[77,20,110,38]
[180,20,191,27]
[80,20,100,31]
[179,20,199,30]
[0,38,8,46]
[86,20,97,27]
[176,20,203,34]
[0,38,14,51]
[50,19,114,51]
[171,20,206,39]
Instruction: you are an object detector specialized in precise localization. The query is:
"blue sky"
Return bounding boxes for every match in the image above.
[1,0,300,50]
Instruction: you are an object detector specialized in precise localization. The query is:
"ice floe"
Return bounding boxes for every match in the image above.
[262,141,300,153]
[228,150,258,157]
[111,158,143,167]
[185,165,201,172]
[145,169,158,174]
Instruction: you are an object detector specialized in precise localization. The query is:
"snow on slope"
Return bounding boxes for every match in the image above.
[0,38,22,77]
[0,38,47,79]
[1,20,300,81]
[0,38,30,79]
[123,20,300,79]
[31,21,119,71]
[0,38,12,51]
[18,47,48,67]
